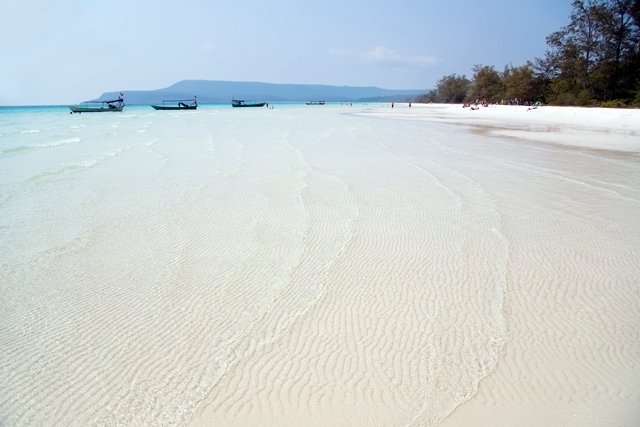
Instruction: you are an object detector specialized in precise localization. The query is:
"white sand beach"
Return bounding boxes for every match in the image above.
[1,103,639,426]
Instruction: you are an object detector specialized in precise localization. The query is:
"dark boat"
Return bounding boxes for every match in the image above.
[151,97,198,110]
[305,101,325,105]
[231,99,266,108]
[68,95,125,113]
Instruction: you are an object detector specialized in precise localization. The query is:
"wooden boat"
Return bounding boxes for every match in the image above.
[68,96,124,113]
[151,97,198,110]
[231,99,266,108]
[305,101,325,105]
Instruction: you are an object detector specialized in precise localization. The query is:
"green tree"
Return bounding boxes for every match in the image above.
[436,74,471,103]
[423,0,640,106]
[502,62,545,102]
[468,65,503,103]
[415,89,438,103]
[541,0,640,104]
[594,0,640,100]
[542,1,602,103]
[417,74,470,103]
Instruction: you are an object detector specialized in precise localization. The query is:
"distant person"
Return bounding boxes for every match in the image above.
[409,102,412,107]
[391,102,394,108]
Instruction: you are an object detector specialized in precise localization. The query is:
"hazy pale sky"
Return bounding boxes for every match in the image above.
[1,0,573,105]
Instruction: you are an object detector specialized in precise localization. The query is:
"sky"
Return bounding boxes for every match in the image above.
[0,0,574,105]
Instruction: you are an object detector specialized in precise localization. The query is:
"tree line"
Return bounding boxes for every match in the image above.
[417,0,640,107]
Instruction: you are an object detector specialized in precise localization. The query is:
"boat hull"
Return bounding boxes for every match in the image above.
[68,105,124,113]
[151,105,197,110]
[231,101,266,108]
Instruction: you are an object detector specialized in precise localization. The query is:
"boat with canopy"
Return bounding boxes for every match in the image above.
[231,99,266,108]
[151,97,198,110]
[68,94,125,113]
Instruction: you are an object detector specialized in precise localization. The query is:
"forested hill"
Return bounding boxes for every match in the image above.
[98,80,425,104]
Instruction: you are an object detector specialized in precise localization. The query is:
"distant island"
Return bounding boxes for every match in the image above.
[97,80,425,104]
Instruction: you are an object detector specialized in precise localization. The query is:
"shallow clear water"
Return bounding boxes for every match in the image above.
[1,104,638,426]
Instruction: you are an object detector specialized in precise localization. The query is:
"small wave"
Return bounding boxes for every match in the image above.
[102,146,129,157]
[0,146,31,155]
[20,129,40,134]
[37,137,82,148]
[80,159,99,168]
[27,146,131,182]
[28,164,83,181]
[1,137,82,155]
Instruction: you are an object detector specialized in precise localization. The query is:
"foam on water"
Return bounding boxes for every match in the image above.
[1,104,639,426]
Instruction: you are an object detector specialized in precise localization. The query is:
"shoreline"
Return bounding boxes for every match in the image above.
[358,103,640,153]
